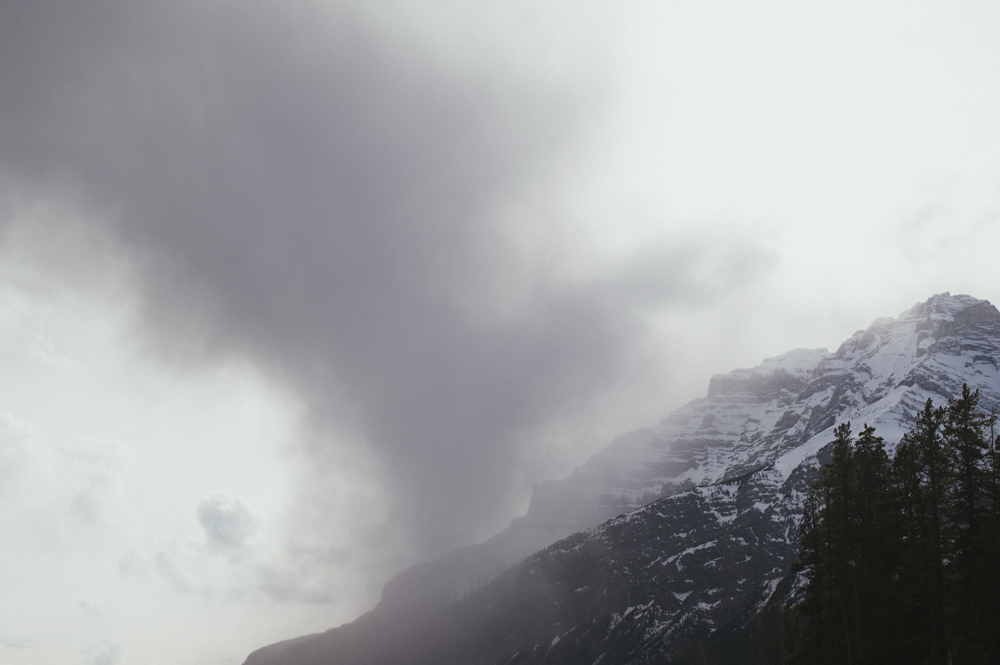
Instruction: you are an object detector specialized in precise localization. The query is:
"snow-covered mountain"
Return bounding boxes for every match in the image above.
[245,293,1000,665]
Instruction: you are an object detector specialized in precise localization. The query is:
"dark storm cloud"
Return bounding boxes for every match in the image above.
[0,0,765,562]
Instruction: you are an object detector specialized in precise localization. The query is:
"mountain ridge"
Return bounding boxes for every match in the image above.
[245,292,1000,665]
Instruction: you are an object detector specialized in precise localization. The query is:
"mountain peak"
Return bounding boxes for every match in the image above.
[901,291,999,322]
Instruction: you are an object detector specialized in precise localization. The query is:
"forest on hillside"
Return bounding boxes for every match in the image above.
[774,386,1000,665]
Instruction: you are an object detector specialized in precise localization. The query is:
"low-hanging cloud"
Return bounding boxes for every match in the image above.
[0,0,768,574]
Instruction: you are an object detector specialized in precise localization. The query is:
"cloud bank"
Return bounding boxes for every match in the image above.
[0,0,761,573]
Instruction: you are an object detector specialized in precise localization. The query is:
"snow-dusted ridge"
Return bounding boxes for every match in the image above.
[527,293,1000,526]
[245,293,1000,665]
[486,292,1000,663]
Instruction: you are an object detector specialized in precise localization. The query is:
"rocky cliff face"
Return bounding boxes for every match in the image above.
[245,293,1000,665]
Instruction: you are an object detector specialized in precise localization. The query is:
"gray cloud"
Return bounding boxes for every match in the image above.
[198,494,259,552]
[0,0,767,571]
[79,601,101,619]
[255,562,338,605]
[84,639,125,665]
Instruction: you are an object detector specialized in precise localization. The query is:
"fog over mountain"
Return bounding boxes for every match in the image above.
[0,2,998,664]
[0,0,766,569]
[244,293,1000,665]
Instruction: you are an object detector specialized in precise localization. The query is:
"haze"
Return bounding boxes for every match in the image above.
[0,1,998,663]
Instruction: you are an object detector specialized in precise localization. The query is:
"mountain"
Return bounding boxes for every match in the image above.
[244,293,1000,665]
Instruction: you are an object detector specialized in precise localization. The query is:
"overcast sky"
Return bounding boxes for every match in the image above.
[1,1,998,664]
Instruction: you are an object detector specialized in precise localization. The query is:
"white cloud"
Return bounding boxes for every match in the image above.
[0,412,51,513]
[0,621,31,649]
[57,438,132,529]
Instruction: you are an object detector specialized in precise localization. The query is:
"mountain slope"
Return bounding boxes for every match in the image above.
[245,293,1000,665]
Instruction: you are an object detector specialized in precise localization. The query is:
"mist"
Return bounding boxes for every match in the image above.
[0,0,755,571]
[3,2,998,662]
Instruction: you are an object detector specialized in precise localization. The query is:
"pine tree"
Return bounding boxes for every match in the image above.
[984,410,1000,664]
[789,423,864,665]
[893,399,950,665]
[944,385,991,662]
[850,425,891,665]
[785,388,1000,665]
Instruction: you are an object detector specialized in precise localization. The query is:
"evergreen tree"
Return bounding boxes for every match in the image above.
[850,425,891,665]
[893,399,950,665]
[944,385,991,662]
[786,388,1000,665]
[788,422,888,665]
[985,410,1000,663]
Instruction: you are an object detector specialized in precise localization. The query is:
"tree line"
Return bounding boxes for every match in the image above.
[782,385,1000,665]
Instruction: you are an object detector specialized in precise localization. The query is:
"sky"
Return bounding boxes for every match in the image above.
[0,1,998,663]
